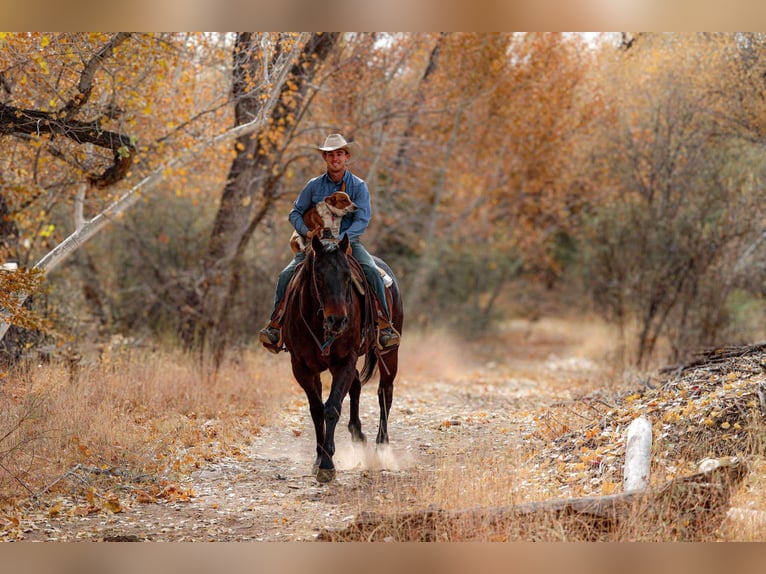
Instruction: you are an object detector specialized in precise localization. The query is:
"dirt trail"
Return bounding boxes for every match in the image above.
[20,321,609,541]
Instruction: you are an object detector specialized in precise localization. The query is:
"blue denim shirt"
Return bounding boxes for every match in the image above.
[288,170,371,241]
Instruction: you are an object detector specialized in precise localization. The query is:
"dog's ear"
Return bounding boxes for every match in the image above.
[325,194,337,206]
[339,234,350,254]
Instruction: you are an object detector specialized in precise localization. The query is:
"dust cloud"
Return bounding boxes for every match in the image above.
[397,329,479,382]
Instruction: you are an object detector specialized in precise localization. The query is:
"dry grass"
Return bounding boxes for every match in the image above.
[0,342,294,506]
[323,320,766,542]
[0,316,764,542]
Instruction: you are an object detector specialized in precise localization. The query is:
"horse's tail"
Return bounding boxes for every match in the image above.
[355,259,380,385]
[359,343,378,385]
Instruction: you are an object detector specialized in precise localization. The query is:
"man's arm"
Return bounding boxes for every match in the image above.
[343,179,371,240]
[288,179,316,236]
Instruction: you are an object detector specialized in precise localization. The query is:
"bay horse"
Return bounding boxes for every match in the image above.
[281,233,403,483]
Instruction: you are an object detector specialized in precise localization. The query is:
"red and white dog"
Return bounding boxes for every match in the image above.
[290,191,357,253]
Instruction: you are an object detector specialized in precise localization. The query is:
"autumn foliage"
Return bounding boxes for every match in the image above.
[1,32,766,368]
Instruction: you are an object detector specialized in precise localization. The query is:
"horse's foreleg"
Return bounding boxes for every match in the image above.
[308,394,326,474]
[376,353,398,445]
[316,362,355,483]
[294,364,325,474]
[348,373,366,444]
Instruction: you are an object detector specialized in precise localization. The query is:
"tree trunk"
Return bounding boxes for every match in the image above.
[0,35,308,348]
[179,32,340,366]
[405,104,464,311]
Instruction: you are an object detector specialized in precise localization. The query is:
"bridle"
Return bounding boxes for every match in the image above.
[300,239,353,355]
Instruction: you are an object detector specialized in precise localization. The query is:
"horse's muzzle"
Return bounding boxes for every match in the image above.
[324,314,348,336]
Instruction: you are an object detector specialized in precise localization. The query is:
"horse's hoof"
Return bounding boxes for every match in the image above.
[315,468,336,483]
[351,431,367,444]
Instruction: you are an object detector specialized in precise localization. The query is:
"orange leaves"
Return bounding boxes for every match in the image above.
[158,483,195,503]
[47,502,63,518]
[0,266,47,331]
[409,33,594,275]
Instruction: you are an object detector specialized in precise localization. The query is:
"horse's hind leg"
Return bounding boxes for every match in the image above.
[348,373,366,443]
[376,351,399,444]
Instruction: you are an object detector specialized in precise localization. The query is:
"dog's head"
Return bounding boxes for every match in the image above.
[324,191,357,216]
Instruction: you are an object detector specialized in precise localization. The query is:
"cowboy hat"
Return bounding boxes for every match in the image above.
[316,133,360,154]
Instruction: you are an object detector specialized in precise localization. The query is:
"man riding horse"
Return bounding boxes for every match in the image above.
[259,133,401,352]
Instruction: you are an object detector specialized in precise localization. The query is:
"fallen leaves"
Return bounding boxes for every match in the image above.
[526,342,766,498]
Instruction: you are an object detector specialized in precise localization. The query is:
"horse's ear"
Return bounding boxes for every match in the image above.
[339,234,350,255]
[311,233,323,253]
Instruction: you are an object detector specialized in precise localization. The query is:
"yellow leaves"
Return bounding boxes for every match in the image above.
[662,410,681,423]
[601,481,619,495]
[103,494,123,513]
[0,266,47,330]
[38,224,55,238]
[583,426,601,440]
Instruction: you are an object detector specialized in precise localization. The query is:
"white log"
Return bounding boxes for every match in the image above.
[623,416,653,492]
[726,507,766,527]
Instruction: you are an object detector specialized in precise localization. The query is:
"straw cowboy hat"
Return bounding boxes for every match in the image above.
[316,133,360,154]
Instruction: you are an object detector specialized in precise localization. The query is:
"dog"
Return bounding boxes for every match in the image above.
[289,191,357,253]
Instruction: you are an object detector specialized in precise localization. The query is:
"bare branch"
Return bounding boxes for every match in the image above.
[0,33,312,345]
[62,32,132,116]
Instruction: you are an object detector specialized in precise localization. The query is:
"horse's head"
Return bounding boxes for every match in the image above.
[309,233,353,337]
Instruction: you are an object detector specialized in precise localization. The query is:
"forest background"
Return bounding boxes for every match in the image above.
[4,31,766,370]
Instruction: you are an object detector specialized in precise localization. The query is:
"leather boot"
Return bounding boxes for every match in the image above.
[258,321,282,353]
[377,317,401,349]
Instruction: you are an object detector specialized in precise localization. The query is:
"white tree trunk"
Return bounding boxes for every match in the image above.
[0,33,309,345]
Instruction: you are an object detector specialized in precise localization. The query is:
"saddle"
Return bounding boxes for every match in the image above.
[271,243,393,352]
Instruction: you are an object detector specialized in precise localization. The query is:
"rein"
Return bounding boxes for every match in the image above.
[289,239,384,378]
[300,244,353,356]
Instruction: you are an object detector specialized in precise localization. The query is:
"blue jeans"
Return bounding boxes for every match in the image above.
[271,240,390,320]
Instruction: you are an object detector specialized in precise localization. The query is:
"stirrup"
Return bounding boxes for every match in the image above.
[259,325,283,353]
[377,324,400,350]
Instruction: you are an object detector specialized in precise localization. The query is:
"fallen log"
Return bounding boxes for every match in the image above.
[318,457,748,541]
